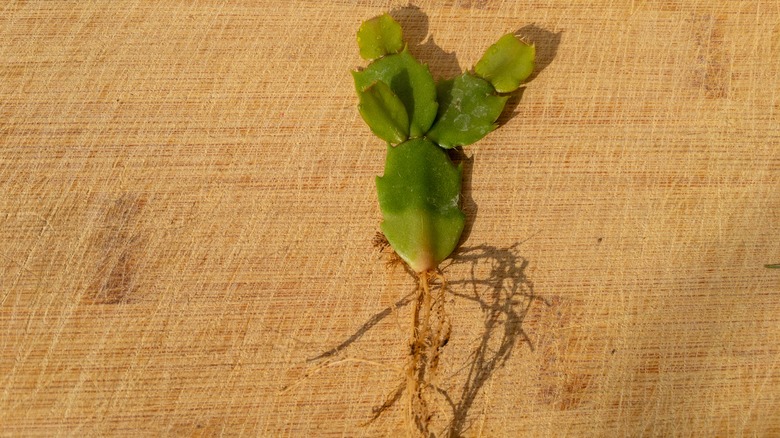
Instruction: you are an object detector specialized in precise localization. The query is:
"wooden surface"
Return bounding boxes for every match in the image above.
[1,1,779,436]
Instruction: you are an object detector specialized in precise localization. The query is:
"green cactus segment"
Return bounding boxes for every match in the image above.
[353,49,438,138]
[474,34,535,93]
[357,80,410,144]
[357,13,404,60]
[426,73,508,149]
[376,138,465,272]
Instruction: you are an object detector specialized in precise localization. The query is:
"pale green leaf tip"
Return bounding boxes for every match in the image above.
[357,13,404,61]
[474,33,535,93]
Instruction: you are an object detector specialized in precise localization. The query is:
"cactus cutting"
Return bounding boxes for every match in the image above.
[353,13,534,435]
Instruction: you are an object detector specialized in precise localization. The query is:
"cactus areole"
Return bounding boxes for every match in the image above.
[353,13,534,273]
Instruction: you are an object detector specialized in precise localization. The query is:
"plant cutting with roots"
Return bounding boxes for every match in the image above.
[352,13,535,436]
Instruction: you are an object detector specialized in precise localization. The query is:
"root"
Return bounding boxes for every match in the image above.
[366,237,453,436]
[372,231,390,251]
[374,231,405,268]
[403,269,451,437]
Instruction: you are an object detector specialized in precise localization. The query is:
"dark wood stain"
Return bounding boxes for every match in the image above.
[86,194,146,305]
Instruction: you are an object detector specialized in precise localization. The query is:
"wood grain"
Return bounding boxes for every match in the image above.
[1,1,778,436]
